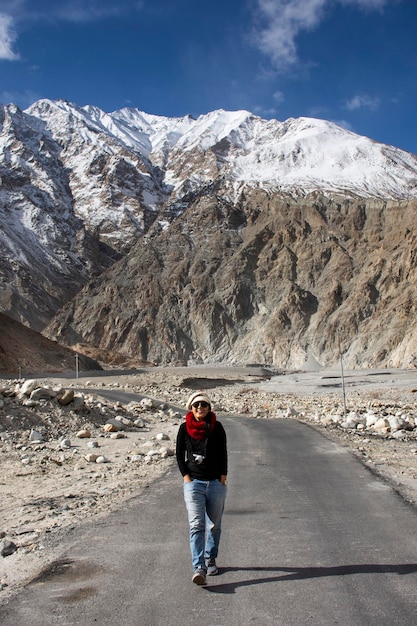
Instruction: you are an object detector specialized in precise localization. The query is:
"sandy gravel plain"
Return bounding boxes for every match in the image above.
[1,365,417,605]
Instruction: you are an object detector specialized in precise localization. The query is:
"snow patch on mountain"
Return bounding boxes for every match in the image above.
[26,99,417,201]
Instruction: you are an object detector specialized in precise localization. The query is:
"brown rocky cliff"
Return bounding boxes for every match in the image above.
[44,193,417,369]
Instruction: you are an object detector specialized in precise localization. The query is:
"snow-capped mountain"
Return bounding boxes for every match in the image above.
[27,99,417,203]
[2,98,417,369]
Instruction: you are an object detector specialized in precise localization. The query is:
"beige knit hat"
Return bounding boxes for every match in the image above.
[186,391,212,411]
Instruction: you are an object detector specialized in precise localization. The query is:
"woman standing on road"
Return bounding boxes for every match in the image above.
[176,391,228,586]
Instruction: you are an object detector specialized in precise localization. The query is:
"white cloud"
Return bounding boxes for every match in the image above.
[273,90,285,103]
[254,0,327,69]
[0,1,145,62]
[252,0,391,70]
[51,1,132,23]
[0,13,19,60]
[21,1,145,23]
[340,0,389,9]
[345,94,380,111]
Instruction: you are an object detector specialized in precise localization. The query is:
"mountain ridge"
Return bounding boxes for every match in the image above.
[26,99,417,201]
[2,98,417,369]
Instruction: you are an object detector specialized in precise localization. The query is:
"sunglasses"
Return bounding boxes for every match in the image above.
[192,401,209,409]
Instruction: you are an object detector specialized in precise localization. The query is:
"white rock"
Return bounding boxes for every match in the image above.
[114,415,132,426]
[156,432,170,441]
[22,399,39,407]
[95,455,109,463]
[29,429,43,442]
[346,411,364,425]
[373,417,390,432]
[130,454,143,462]
[347,411,364,423]
[60,438,71,448]
[87,441,99,448]
[159,447,174,458]
[320,416,334,426]
[388,416,406,432]
[391,430,408,440]
[365,412,378,428]
[144,454,159,463]
[20,379,40,396]
[30,386,57,401]
[140,398,156,410]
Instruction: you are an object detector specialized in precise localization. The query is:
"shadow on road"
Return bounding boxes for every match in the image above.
[204,563,417,594]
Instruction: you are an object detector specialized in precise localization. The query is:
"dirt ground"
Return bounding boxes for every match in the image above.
[1,365,417,605]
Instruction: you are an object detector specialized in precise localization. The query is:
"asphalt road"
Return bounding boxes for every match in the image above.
[1,416,417,625]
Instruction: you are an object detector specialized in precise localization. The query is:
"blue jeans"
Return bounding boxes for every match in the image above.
[183,479,227,573]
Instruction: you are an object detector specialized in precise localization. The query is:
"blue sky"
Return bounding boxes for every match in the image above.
[1,0,416,153]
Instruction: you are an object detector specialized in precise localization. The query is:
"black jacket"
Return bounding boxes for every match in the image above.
[176,419,227,481]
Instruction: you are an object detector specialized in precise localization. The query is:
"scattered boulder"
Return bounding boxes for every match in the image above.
[159,447,174,458]
[388,415,406,432]
[104,418,124,432]
[85,453,99,463]
[373,418,390,434]
[1,539,18,557]
[20,379,40,397]
[72,395,86,412]
[58,389,75,405]
[30,386,57,401]
[29,429,43,443]
[77,429,92,438]
[140,398,157,410]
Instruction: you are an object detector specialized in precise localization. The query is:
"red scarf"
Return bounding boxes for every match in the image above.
[185,411,216,440]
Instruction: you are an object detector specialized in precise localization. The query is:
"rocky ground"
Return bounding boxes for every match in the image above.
[1,366,417,605]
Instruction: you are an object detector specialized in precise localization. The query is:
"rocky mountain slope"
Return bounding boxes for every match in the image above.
[2,99,417,368]
[45,191,417,369]
[0,313,100,374]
